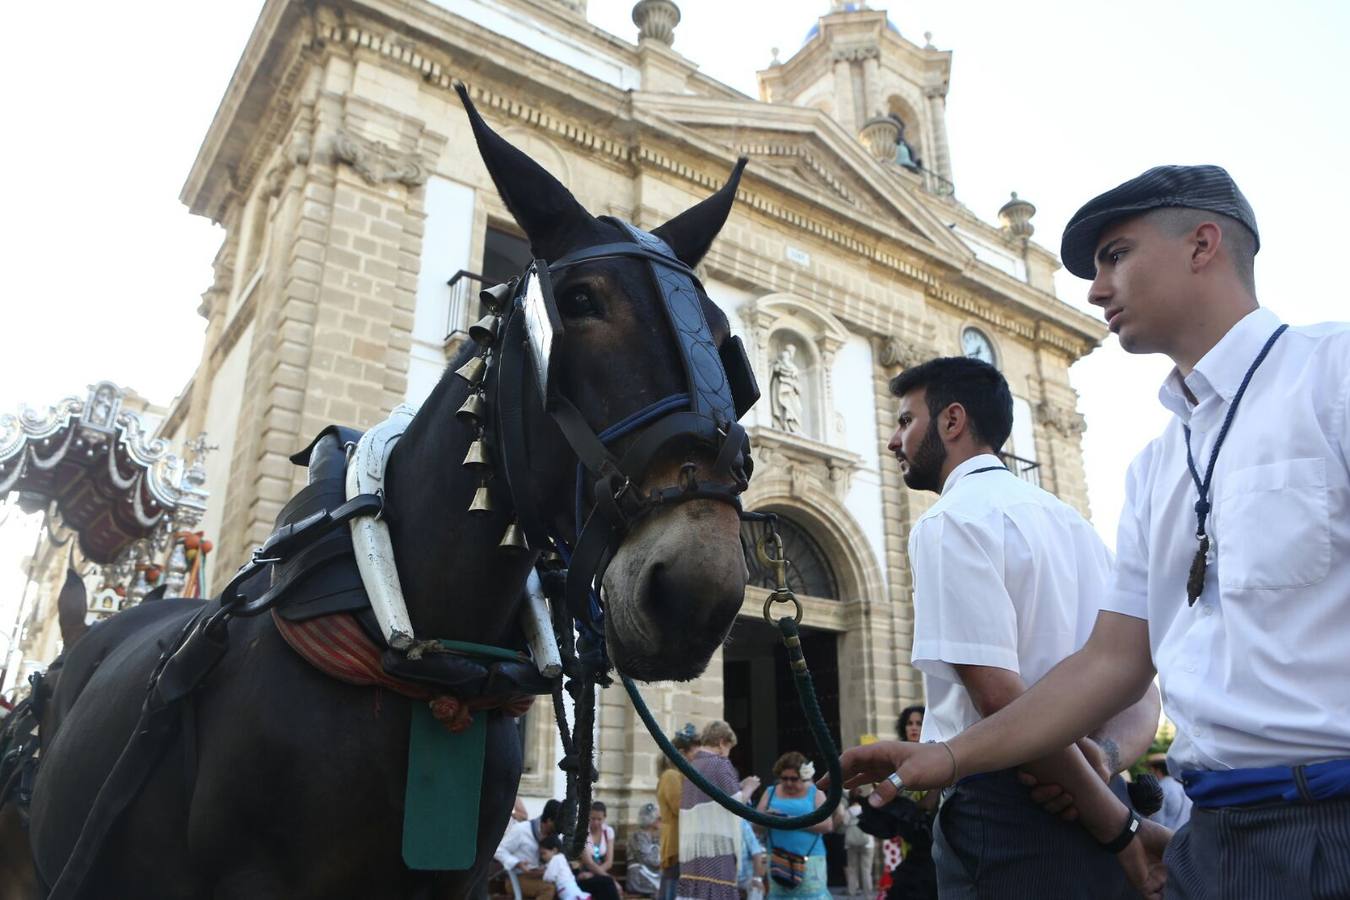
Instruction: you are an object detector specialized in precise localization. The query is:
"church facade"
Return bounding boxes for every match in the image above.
[160,0,1103,821]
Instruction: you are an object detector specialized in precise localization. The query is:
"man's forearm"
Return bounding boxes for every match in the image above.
[957,660,1134,844]
[950,613,1155,781]
[1018,745,1131,844]
[1089,683,1162,774]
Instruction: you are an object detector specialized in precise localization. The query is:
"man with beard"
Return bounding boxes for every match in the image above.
[885,357,1162,898]
[835,166,1350,899]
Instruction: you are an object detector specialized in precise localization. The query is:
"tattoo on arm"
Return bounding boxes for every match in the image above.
[1099,737,1122,774]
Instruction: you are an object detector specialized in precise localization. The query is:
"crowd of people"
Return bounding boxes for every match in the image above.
[496,718,942,900]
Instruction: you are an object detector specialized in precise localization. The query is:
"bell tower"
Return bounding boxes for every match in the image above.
[757,2,955,196]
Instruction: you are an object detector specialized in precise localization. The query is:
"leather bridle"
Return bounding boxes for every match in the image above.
[483,219,760,648]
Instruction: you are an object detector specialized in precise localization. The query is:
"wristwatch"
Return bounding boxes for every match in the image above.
[1097,807,1141,854]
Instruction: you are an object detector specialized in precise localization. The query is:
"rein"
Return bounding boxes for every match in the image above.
[623,516,843,830]
[467,225,842,849]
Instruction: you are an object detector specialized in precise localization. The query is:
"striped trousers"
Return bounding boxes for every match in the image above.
[933,771,1132,900]
[1165,797,1350,899]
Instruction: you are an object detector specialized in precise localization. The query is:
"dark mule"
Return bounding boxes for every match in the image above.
[23,90,751,899]
[0,556,91,899]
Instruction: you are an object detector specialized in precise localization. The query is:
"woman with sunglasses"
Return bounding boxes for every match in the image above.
[756,752,834,900]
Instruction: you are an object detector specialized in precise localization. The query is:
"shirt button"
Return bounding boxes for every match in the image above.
[1199,604,1214,617]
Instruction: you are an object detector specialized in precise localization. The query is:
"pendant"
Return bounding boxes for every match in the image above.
[1186,533,1210,607]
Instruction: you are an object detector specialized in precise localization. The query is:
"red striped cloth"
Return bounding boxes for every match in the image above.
[272,610,534,733]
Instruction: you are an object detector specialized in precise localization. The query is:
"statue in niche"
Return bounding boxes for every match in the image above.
[88,384,117,428]
[771,345,805,434]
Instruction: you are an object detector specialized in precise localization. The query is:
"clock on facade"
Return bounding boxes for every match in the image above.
[961,327,996,366]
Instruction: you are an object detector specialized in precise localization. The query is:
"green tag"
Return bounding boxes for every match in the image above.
[403,703,487,870]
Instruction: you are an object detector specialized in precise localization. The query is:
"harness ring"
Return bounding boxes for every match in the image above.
[762,589,803,625]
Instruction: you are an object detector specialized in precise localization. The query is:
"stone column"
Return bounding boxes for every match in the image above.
[872,336,935,733]
[215,56,445,568]
[832,57,855,136]
[861,52,881,120]
[924,87,953,190]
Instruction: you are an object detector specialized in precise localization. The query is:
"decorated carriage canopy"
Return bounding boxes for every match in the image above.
[0,381,211,596]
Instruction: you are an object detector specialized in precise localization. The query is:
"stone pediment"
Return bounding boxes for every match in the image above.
[637,95,968,257]
[735,139,886,218]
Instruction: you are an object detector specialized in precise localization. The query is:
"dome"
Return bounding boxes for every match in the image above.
[803,7,901,44]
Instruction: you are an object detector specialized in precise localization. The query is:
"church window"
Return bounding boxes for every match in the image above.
[741,514,839,601]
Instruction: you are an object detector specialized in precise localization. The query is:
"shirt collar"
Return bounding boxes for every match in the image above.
[1157,307,1282,420]
[940,453,1006,496]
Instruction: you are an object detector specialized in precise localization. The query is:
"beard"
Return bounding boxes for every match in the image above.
[901,419,947,493]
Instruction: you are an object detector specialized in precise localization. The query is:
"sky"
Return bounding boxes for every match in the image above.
[2,0,1348,657]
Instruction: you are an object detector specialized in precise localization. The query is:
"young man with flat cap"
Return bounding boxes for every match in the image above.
[834,164,1350,898]
[885,356,1162,899]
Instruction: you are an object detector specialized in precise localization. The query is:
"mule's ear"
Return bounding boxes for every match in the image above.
[652,157,747,268]
[57,551,88,647]
[455,83,594,256]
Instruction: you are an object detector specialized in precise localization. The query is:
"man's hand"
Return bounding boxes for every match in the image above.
[822,740,955,804]
[1016,737,1112,821]
[1115,819,1170,899]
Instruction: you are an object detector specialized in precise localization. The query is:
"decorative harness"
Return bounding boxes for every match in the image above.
[33,221,840,900]
[483,219,759,649]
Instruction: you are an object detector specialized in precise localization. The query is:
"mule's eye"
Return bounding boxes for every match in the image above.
[557,287,600,319]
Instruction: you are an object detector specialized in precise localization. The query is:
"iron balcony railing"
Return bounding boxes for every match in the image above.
[444,270,489,342]
[999,451,1041,487]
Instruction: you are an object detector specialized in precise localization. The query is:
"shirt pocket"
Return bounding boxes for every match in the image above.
[1215,457,1330,590]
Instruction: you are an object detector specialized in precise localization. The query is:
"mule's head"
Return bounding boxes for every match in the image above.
[460,86,749,681]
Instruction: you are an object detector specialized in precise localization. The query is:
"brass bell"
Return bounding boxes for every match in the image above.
[499,520,528,551]
[468,480,493,515]
[454,353,487,385]
[469,314,500,346]
[479,281,513,313]
[455,391,486,425]
[462,439,491,472]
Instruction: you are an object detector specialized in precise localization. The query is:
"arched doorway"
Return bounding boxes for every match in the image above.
[726,514,842,785]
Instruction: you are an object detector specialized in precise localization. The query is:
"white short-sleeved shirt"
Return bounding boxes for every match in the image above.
[1102,307,1350,775]
[909,453,1115,743]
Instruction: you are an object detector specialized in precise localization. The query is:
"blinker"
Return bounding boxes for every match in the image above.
[520,261,565,407]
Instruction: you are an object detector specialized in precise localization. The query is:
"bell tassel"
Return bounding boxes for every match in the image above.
[468,480,493,515]
[454,354,487,385]
[462,439,492,472]
[499,520,527,551]
[469,314,500,346]
[455,391,486,425]
[479,281,513,313]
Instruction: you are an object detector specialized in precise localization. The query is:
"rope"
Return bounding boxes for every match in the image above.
[621,616,842,830]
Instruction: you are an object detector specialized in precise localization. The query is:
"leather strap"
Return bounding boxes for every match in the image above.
[1097,807,1140,853]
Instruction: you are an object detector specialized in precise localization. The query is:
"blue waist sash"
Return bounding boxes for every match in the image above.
[1181,758,1350,809]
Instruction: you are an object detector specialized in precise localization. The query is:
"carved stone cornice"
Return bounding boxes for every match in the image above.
[1037,399,1086,436]
[333,129,427,187]
[832,46,879,62]
[263,124,314,198]
[748,425,863,501]
[878,334,938,370]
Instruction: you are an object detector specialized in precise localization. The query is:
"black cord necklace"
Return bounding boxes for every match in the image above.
[1182,323,1288,606]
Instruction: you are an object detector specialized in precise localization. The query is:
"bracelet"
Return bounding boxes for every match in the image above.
[1097,807,1141,854]
[937,741,959,784]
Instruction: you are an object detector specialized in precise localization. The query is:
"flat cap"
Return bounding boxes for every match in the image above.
[1060,164,1259,279]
